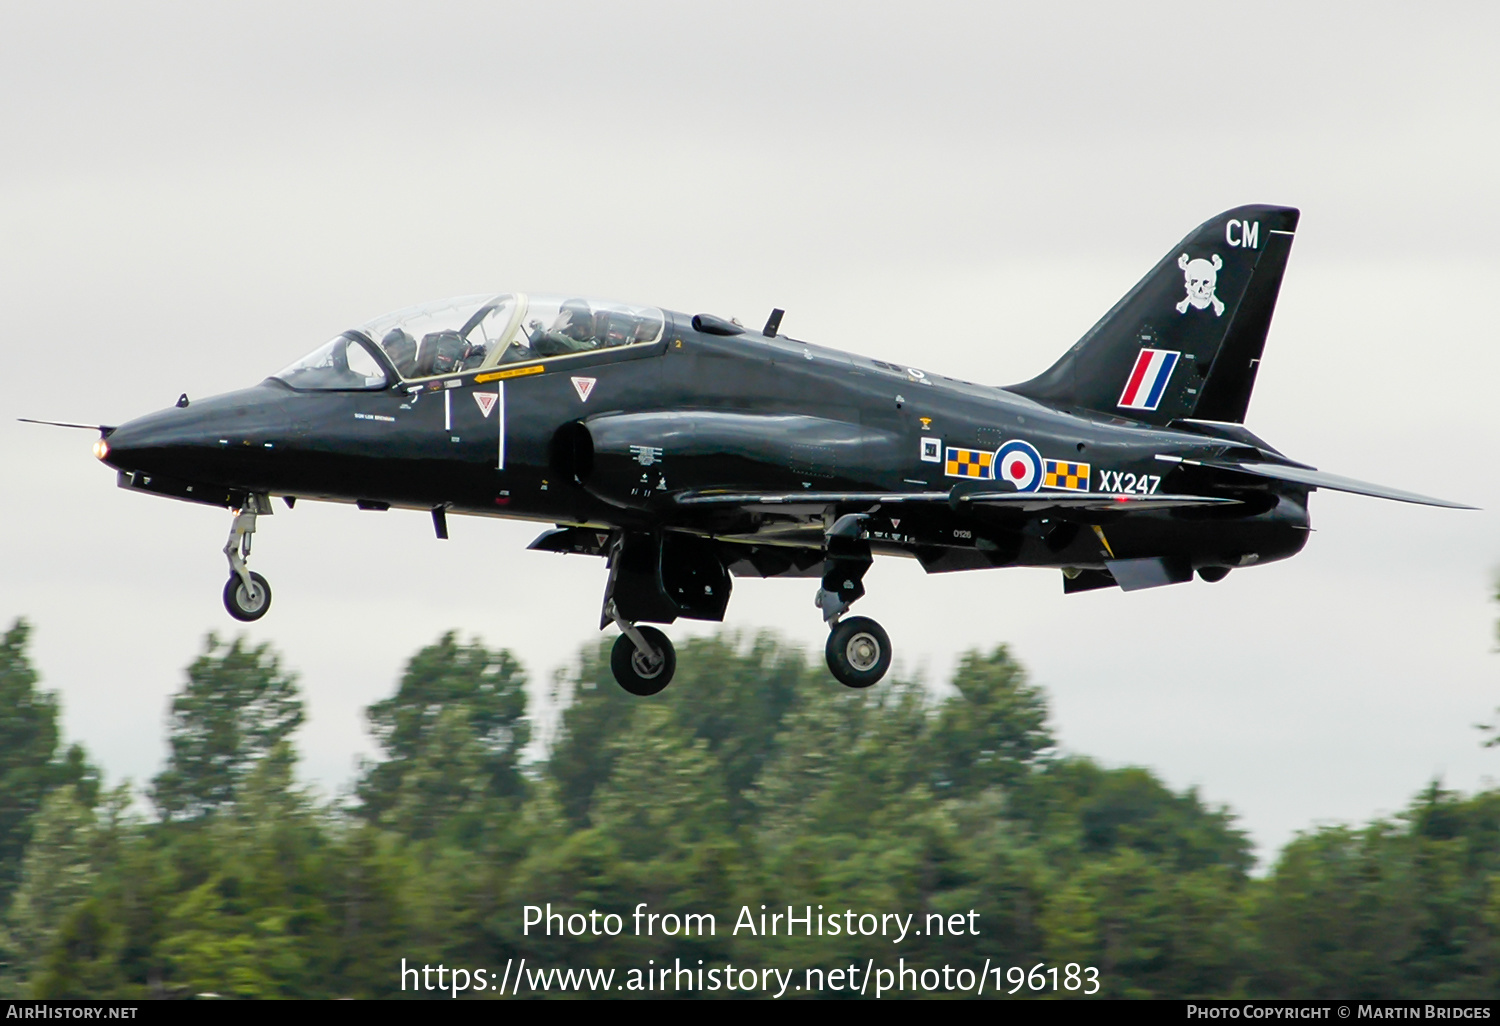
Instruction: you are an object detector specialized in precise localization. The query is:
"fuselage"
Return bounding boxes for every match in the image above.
[101,306,1311,582]
[73,209,1466,692]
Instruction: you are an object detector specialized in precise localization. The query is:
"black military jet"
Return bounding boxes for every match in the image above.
[27,205,1472,695]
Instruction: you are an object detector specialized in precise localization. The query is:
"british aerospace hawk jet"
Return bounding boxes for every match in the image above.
[28,205,1472,695]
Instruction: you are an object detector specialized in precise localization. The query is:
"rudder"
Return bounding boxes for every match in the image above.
[1010,205,1299,425]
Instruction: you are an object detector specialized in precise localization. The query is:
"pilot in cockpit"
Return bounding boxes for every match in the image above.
[459,340,487,370]
[380,328,419,378]
[421,330,484,377]
[530,298,599,356]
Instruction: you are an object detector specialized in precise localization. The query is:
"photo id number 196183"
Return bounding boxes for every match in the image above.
[1002,963,1100,994]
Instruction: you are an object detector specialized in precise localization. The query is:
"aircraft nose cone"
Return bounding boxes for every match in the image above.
[98,411,172,472]
[100,385,291,484]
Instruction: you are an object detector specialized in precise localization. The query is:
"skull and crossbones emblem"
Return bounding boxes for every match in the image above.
[1175,252,1225,317]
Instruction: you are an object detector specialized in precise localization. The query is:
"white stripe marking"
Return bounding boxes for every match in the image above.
[496,381,506,470]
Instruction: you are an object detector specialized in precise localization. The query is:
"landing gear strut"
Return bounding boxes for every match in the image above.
[817,513,892,688]
[222,495,273,622]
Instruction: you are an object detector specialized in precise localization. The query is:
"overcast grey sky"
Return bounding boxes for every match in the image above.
[2,2,1497,861]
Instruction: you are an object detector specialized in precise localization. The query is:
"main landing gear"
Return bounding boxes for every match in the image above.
[596,530,730,696]
[592,520,894,695]
[825,616,891,690]
[605,600,676,696]
[816,513,892,689]
[221,495,273,622]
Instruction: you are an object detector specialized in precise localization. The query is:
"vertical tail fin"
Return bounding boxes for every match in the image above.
[1009,205,1299,425]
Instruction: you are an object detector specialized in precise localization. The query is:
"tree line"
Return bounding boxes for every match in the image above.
[0,616,1496,999]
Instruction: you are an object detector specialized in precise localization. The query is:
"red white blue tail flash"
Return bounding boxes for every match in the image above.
[1118,349,1181,411]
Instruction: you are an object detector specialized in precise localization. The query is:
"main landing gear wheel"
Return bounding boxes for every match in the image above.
[610,625,676,696]
[825,616,891,689]
[223,571,272,622]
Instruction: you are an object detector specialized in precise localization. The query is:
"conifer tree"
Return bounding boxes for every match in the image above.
[150,635,302,820]
[358,632,529,825]
[0,620,97,898]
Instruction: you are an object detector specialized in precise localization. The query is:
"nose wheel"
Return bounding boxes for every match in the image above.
[220,496,274,622]
[223,571,272,622]
[825,615,891,689]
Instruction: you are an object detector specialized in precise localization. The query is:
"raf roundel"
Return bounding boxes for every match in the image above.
[994,439,1043,492]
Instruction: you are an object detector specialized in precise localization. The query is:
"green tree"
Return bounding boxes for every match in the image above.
[546,639,634,827]
[45,622,1500,1000]
[927,644,1054,797]
[1038,849,1251,998]
[153,743,335,998]
[1020,759,1254,877]
[150,635,303,821]
[645,632,811,824]
[510,704,741,971]
[747,678,973,968]
[358,632,529,825]
[548,632,813,827]
[0,620,97,899]
[1253,783,1500,999]
[3,786,106,995]
[374,705,495,841]
[19,785,141,999]
[589,703,733,863]
[1254,821,1417,997]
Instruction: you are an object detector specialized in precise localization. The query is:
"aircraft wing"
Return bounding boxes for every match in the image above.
[1172,458,1477,510]
[675,490,1239,512]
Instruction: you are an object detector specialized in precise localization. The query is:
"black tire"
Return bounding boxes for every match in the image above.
[223,571,272,622]
[825,616,891,688]
[610,626,676,696]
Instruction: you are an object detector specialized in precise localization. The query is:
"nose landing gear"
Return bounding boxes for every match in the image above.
[223,569,271,622]
[221,495,273,622]
[817,512,892,688]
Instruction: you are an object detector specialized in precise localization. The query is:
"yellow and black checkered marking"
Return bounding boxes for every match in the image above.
[1043,459,1091,492]
[945,447,994,479]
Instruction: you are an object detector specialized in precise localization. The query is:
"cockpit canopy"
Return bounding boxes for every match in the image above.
[273,293,666,391]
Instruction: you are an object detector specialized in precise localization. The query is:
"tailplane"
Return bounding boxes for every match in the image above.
[1010,205,1299,425]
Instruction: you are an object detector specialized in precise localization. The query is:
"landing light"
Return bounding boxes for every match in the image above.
[93,439,109,461]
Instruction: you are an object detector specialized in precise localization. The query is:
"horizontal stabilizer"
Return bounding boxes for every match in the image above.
[1193,460,1476,510]
[677,489,1239,512]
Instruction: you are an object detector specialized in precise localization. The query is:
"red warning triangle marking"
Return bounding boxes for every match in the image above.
[572,376,596,402]
[473,392,498,418]
[891,518,900,528]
